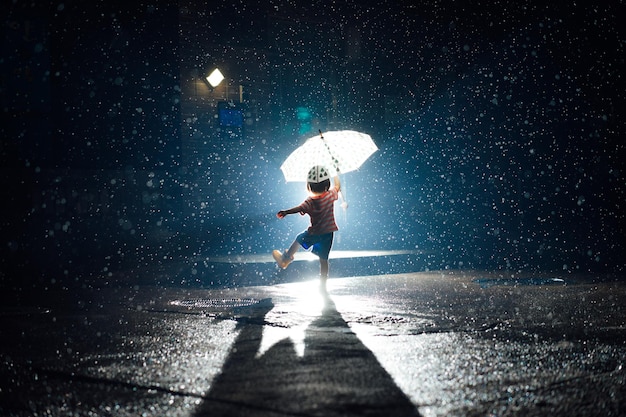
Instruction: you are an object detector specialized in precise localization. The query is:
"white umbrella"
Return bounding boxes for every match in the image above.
[280,130,378,182]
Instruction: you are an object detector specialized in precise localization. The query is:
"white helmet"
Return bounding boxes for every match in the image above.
[307,165,331,183]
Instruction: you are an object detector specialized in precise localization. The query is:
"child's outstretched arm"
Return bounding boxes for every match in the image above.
[334,175,341,192]
[276,206,302,219]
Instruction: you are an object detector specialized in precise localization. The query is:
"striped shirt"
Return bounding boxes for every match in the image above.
[297,187,339,235]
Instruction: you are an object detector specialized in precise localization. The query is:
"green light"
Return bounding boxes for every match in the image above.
[296,106,312,121]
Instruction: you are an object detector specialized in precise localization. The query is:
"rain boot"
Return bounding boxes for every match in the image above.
[272,250,293,269]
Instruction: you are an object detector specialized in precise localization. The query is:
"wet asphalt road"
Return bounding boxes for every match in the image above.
[1,270,625,416]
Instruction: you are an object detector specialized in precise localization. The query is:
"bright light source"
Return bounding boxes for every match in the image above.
[256,279,329,358]
[206,68,224,87]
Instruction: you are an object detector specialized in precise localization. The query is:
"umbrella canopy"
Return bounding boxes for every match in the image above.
[280,130,378,182]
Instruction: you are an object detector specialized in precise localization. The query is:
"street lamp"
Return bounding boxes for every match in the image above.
[205,67,244,103]
[206,68,225,88]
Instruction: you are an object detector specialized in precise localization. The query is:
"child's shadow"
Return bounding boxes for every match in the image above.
[194,292,420,416]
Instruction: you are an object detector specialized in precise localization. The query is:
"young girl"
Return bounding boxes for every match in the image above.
[273,165,341,288]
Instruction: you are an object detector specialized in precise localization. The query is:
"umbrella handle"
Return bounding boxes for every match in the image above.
[339,190,348,210]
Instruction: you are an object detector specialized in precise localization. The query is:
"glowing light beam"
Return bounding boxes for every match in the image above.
[203,249,427,264]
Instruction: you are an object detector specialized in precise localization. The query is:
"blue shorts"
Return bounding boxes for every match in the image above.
[296,231,334,260]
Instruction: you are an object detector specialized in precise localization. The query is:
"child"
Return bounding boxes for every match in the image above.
[273,165,341,288]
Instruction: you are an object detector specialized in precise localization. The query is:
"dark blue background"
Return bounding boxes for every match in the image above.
[1,1,624,293]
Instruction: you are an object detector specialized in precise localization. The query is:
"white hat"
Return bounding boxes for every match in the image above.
[307,165,331,183]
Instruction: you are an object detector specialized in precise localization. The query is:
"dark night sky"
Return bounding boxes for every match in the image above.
[1,1,624,288]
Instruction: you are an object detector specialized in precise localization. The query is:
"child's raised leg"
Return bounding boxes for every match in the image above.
[286,240,300,259]
[273,240,300,269]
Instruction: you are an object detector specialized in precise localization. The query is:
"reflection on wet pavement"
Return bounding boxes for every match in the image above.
[329,272,626,417]
[1,271,624,416]
[193,283,420,416]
